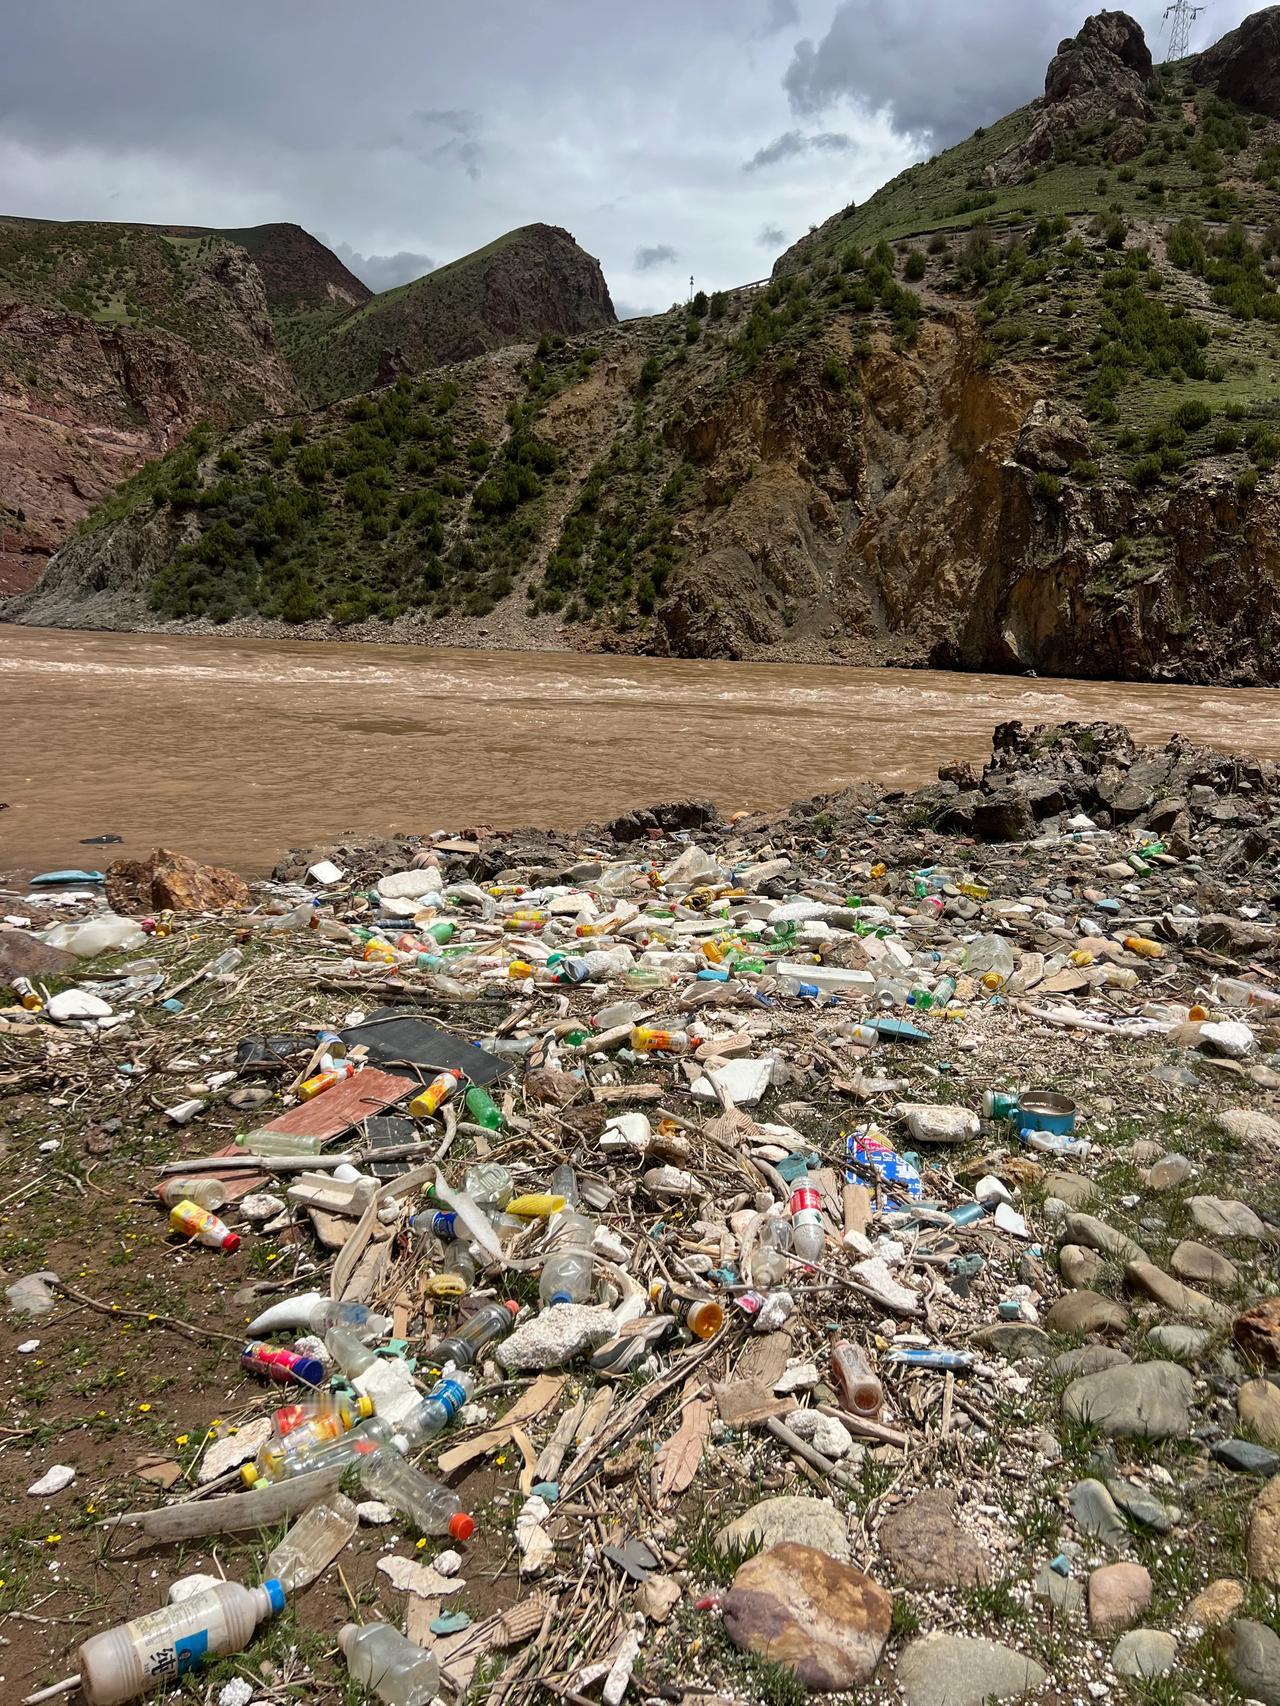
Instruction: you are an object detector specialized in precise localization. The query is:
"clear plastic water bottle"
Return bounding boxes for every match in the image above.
[265,1496,358,1592]
[426,1299,519,1370]
[358,1452,476,1539]
[395,1370,475,1451]
[539,1212,596,1305]
[787,1171,826,1266]
[551,1164,579,1206]
[158,1177,227,1212]
[242,1417,393,1487]
[339,1622,439,1706]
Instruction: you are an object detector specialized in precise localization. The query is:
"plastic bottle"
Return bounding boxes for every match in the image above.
[204,948,244,977]
[963,934,1016,984]
[158,1177,228,1212]
[427,1299,520,1371]
[304,1298,388,1340]
[358,1453,476,1539]
[1123,935,1164,960]
[242,1416,393,1486]
[273,1394,373,1436]
[409,1069,462,1119]
[426,1242,476,1298]
[1023,1130,1094,1159]
[169,1200,241,1254]
[299,1061,358,1101]
[551,1164,579,1206]
[395,1370,476,1450]
[78,1579,285,1704]
[241,1341,326,1387]
[648,1281,724,1340]
[749,1217,789,1288]
[265,1498,358,1593]
[539,1212,596,1305]
[11,975,43,1011]
[463,1161,513,1212]
[463,1085,505,1131]
[829,1340,884,1419]
[787,1172,826,1266]
[236,1129,330,1157]
[325,1326,379,1378]
[629,1026,689,1055]
[339,1622,440,1706]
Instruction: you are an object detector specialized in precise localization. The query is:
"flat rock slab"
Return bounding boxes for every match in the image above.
[1051,1347,1131,1380]
[722,1543,890,1690]
[1217,1109,1280,1148]
[895,1635,1047,1706]
[1107,1477,1180,1532]
[1062,1360,1195,1439]
[1172,1239,1240,1288]
[1148,1324,1214,1360]
[1068,1478,1128,1548]
[1045,1172,1097,1208]
[973,1323,1052,1362]
[1088,1561,1152,1633]
[1185,1577,1245,1629]
[1043,1290,1128,1335]
[1214,1438,1280,1476]
[876,1489,991,1588]
[1188,1195,1270,1241]
[717,1495,850,1562]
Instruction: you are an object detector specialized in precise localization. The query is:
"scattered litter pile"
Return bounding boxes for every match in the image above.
[3,719,1280,1706]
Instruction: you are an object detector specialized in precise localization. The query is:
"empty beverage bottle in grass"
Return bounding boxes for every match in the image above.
[11,976,42,1011]
[265,1497,359,1592]
[242,1417,393,1486]
[749,1218,789,1288]
[629,1026,688,1054]
[551,1163,579,1205]
[424,1241,475,1297]
[539,1211,596,1305]
[78,1578,285,1704]
[273,1393,373,1436]
[410,1068,462,1118]
[298,1060,358,1101]
[169,1200,240,1253]
[158,1177,227,1212]
[395,1370,476,1451]
[463,1085,505,1130]
[339,1622,439,1706]
[648,1281,724,1340]
[426,1299,519,1371]
[358,1452,476,1539]
[241,1341,326,1387]
[829,1339,884,1419]
[236,1129,330,1157]
[325,1326,379,1378]
[787,1171,826,1266]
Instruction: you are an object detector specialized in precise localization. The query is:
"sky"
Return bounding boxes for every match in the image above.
[0,1,1272,318]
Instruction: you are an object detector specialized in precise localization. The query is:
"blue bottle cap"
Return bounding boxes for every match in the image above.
[264,1577,286,1613]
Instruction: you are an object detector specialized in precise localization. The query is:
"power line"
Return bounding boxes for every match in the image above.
[1162,0,1206,63]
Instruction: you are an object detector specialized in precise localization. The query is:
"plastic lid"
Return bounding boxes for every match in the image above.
[549,1290,572,1306]
[354,1394,375,1418]
[338,1624,360,1656]
[449,1511,476,1541]
[263,1577,286,1614]
[222,1232,242,1254]
[240,1464,260,1487]
[502,1299,520,1317]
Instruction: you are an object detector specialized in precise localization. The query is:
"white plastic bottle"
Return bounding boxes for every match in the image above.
[788,1171,826,1265]
[339,1622,439,1706]
[539,1212,596,1305]
[78,1580,285,1704]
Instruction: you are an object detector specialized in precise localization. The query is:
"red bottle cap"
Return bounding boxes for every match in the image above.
[449,1511,476,1541]
[502,1300,520,1317]
[222,1232,242,1254]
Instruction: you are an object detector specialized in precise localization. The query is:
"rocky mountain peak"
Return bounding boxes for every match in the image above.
[1193,6,1280,118]
[1045,11,1153,107]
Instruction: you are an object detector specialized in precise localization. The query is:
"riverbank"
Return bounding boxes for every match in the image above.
[8,624,1280,881]
[4,719,1280,1704]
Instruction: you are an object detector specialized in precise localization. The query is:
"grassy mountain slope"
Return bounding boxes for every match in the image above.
[286,223,617,405]
[20,9,1280,682]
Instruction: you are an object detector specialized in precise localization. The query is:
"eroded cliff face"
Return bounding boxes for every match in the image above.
[0,234,300,592]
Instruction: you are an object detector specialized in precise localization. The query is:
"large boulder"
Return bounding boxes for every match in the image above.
[1013,399,1091,473]
[1045,11,1154,104]
[1194,7,1280,118]
[722,1543,892,1691]
[105,848,248,914]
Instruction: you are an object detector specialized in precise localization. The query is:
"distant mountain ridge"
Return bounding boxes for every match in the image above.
[0,215,615,590]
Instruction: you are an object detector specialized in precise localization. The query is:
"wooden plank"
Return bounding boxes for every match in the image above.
[248,1069,417,1142]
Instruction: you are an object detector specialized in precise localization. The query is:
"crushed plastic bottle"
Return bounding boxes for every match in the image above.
[539,1211,596,1305]
[265,1496,359,1592]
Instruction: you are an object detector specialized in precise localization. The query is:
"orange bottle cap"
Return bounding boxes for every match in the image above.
[449,1511,476,1541]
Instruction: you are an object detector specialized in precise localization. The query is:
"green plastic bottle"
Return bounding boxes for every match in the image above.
[464,1085,504,1131]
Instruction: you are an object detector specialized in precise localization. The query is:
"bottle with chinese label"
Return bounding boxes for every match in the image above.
[78,1578,285,1704]
[169,1200,240,1254]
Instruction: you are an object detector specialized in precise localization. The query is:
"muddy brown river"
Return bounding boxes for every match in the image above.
[3,625,1280,878]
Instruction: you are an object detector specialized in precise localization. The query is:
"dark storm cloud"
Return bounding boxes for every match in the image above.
[758,223,786,248]
[760,0,800,35]
[332,243,436,293]
[635,243,678,270]
[744,129,854,171]
[781,1,1269,147]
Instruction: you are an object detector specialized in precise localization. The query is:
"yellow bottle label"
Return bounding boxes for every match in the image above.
[505,1193,566,1218]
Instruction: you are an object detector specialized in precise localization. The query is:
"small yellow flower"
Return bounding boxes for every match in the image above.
[496,1454,507,1466]
[138,1403,151,1413]
[146,1313,157,1321]
[176,1434,190,1446]
[97,1410,107,1419]
[45,1533,60,1546]
[85,1503,96,1514]
[0,1576,7,1587]
[415,1538,427,1551]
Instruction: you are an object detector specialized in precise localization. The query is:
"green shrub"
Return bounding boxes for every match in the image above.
[903,249,927,281]
[1238,467,1260,496]
[1032,472,1063,502]
[1171,398,1212,432]
[1130,454,1164,489]
[1213,428,1240,453]
[820,355,849,390]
